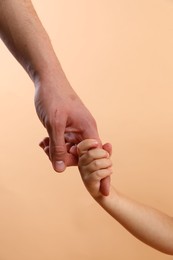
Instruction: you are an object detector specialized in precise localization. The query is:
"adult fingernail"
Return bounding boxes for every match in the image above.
[55,161,65,172]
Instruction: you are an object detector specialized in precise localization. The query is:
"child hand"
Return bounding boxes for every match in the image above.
[77,139,113,198]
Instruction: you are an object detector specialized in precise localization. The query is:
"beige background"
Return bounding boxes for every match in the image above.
[0,0,173,259]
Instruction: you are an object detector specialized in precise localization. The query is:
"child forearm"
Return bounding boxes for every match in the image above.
[96,186,173,255]
[77,140,173,254]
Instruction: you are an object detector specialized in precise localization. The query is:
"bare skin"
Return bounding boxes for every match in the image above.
[77,139,173,255]
[0,0,110,195]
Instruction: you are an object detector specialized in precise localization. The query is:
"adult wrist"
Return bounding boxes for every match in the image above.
[27,54,60,85]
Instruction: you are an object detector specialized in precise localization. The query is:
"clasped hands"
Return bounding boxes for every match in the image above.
[35,77,111,196]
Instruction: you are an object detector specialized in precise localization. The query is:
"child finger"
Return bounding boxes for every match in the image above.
[85,168,113,184]
[85,158,112,172]
[79,148,109,166]
[77,139,99,156]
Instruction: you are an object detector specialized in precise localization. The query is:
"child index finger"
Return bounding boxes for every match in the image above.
[77,139,99,156]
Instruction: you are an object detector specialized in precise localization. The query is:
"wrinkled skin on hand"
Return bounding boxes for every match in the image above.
[35,75,110,196]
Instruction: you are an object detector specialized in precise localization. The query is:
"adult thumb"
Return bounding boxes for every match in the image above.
[48,123,67,173]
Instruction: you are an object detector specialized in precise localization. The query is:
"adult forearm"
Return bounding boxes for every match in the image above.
[0,0,62,83]
[96,187,173,255]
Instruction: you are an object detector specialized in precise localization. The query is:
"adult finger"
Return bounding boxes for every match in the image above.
[100,177,111,196]
[47,115,67,172]
[102,142,112,156]
[76,112,101,144]
[39,137,50,149]
[99,143,112,196]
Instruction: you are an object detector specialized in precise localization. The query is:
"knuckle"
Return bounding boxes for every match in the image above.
[93,160,100,169]
[87,150,94,159]
[94,170,102,180]
[50,145,66,160]
[53,146,66,155]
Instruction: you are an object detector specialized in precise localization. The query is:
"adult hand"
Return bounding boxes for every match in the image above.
[0,0,110,195]
[35,72,100,171]
[37,72,110,195]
